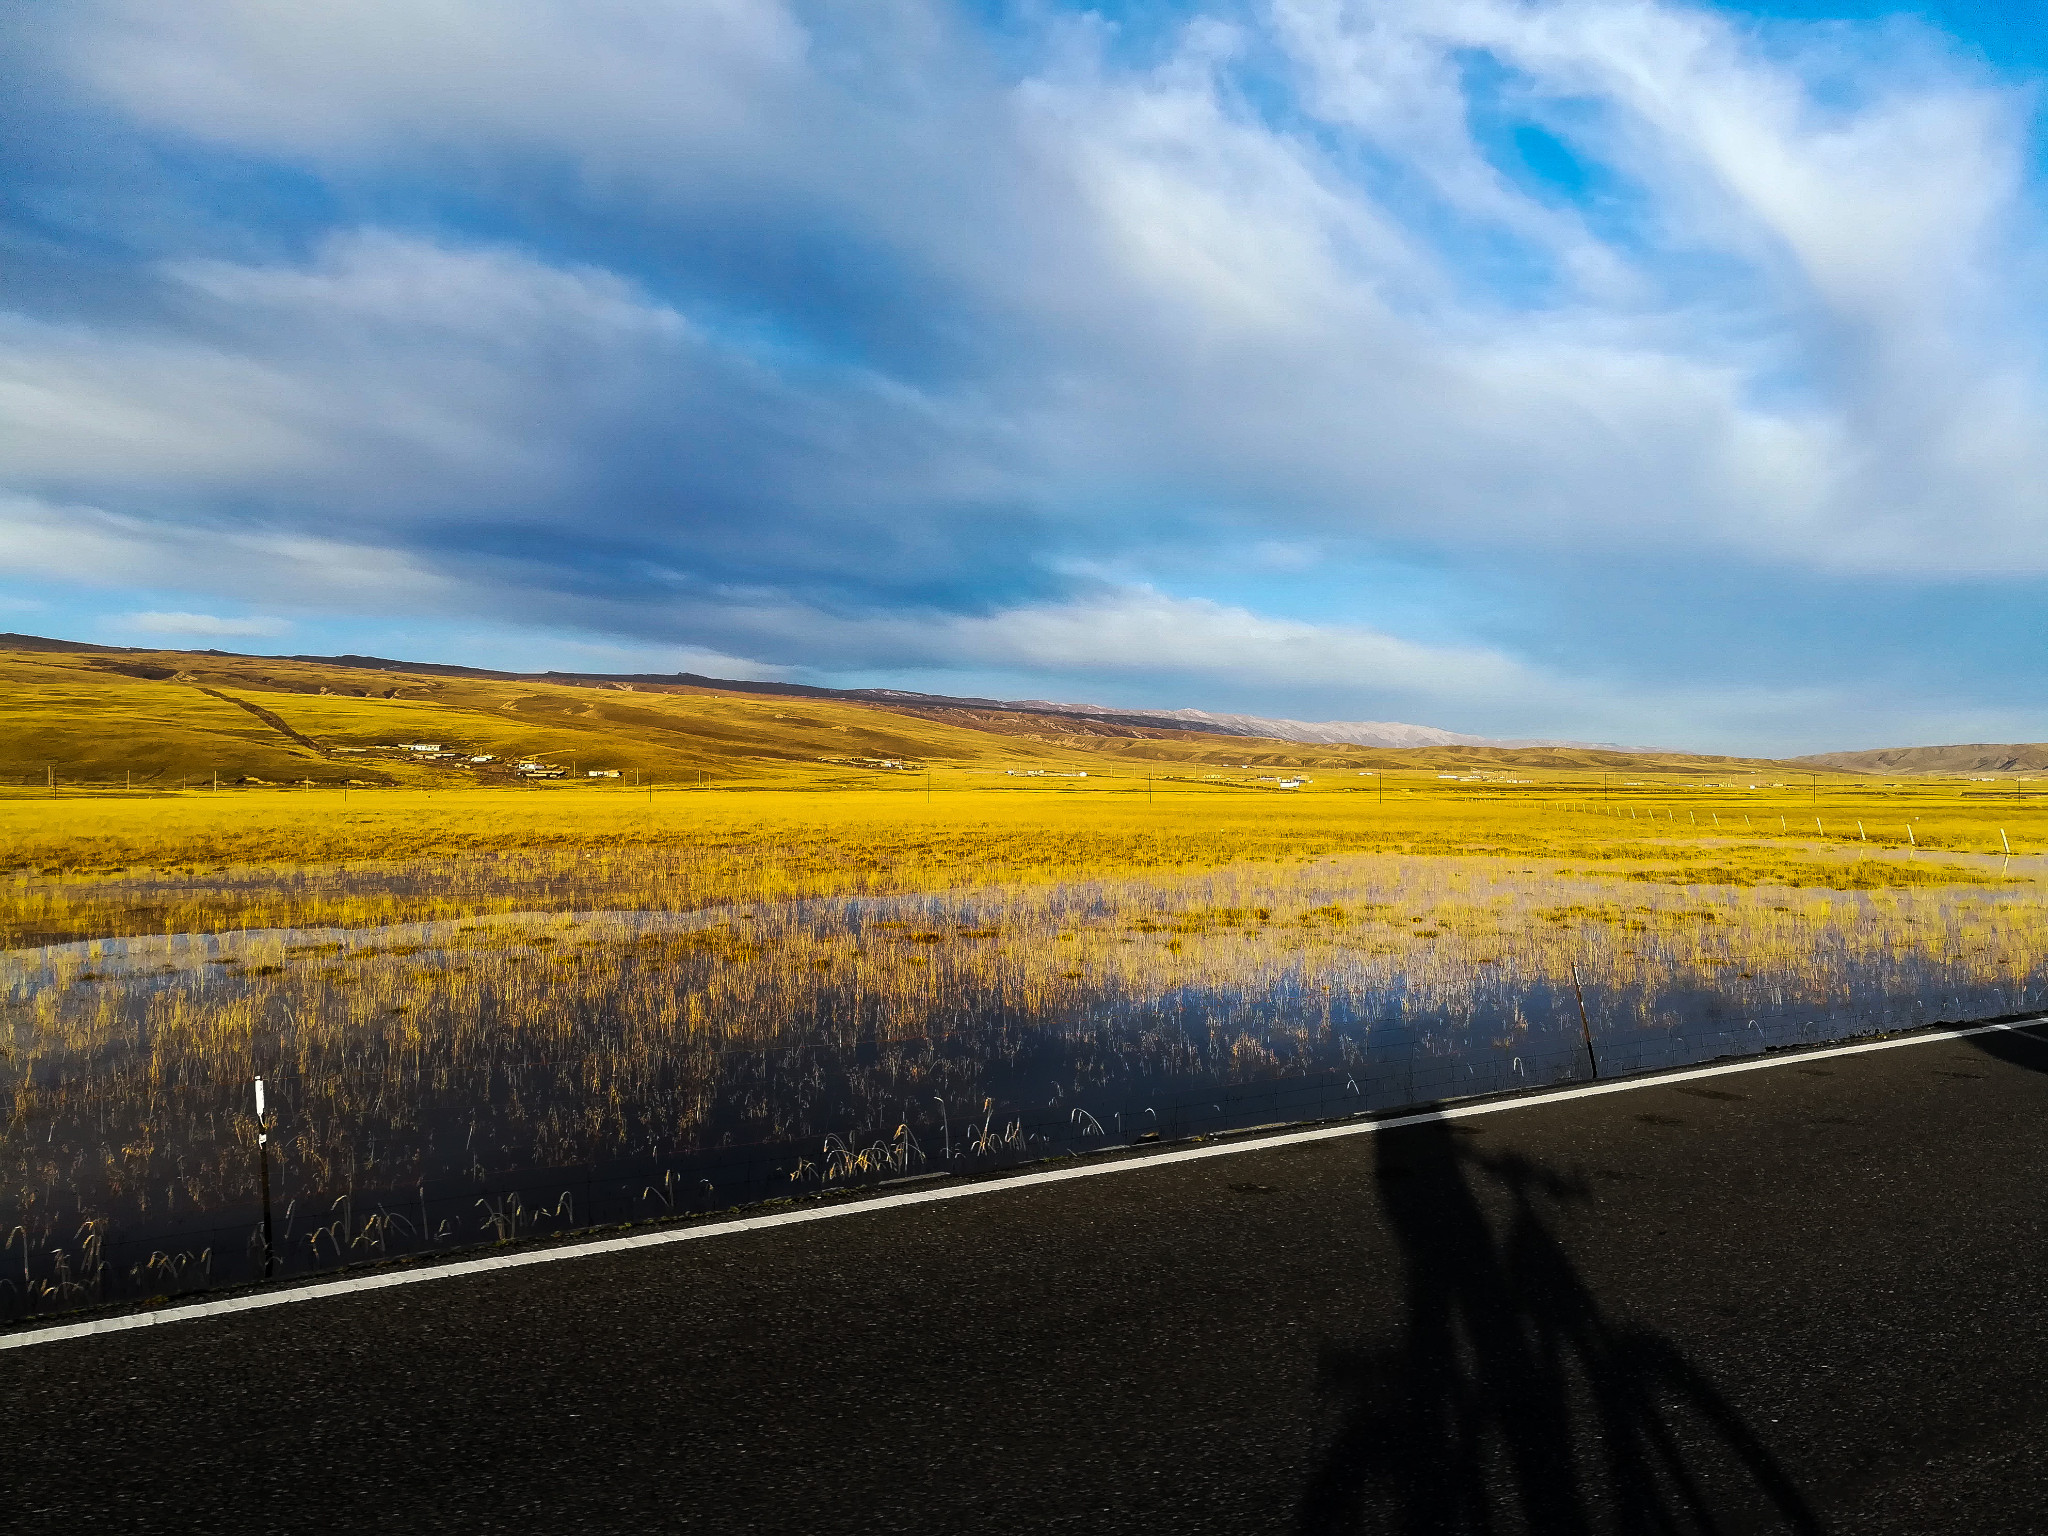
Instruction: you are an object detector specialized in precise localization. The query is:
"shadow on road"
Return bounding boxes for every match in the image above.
[1298,1116,1822,1535]
[1964,1020,2048,1075]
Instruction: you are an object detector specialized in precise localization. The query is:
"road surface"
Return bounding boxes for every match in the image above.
[10,1021,2048,1533]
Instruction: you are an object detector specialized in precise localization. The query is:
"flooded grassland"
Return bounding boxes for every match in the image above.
[6,824,2044,1320]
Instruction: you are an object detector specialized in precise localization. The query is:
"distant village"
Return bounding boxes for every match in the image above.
[333,742,618,780]
[320,743,1345,791]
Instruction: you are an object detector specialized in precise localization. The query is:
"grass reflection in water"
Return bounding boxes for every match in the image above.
[5,852,2045,1317]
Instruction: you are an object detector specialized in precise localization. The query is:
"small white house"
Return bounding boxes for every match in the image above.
[398,742,442,753]
[587,769,621,779]
[469,755,496,763]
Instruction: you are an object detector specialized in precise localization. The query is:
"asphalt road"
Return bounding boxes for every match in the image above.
[10,1023,2048,1535]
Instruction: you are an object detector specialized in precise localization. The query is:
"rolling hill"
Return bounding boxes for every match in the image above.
[0,633,1809,789]
[1790,744,2048,776]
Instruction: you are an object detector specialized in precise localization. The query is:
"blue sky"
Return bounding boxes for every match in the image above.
[4,0,2046,752]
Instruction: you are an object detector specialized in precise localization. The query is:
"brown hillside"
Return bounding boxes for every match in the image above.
[1790,744,2048,776]
[3,635,1808,788]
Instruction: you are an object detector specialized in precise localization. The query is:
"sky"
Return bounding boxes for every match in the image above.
[3,0,2046,753]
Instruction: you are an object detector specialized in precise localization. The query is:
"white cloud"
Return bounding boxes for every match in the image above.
[1013,0,2048,574]
[549,637,792,681]
[169,229,689,341]
[0,314,326,483]
[941,588,1543,703]
[646,582,1556,714]
[0,493,454,609]
[117,610,289,638]
[66,0,810,165]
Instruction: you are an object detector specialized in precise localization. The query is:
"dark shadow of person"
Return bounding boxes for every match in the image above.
[1297,1116,1823,1535]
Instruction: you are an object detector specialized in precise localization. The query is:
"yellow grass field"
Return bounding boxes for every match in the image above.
[5,775,2041,946]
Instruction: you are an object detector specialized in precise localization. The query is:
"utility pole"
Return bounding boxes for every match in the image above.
[47,764,55,799]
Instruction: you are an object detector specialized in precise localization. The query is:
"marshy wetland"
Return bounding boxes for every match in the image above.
[5,779,2045,1319]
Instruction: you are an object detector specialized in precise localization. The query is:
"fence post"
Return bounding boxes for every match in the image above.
[1569,964,1599,1080]
[254,1077,276,1279]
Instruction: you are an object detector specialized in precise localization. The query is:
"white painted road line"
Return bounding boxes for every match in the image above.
[5,1017,2043,1353]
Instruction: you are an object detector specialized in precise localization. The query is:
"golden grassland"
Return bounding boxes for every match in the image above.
[3,777,2039,947]
[0,645,1112,788]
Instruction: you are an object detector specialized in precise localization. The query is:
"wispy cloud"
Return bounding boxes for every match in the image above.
[117,610,289,638]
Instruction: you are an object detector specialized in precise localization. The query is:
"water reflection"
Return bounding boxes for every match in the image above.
[5,855,2046,1318]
